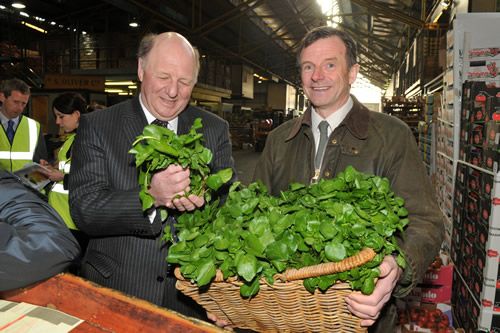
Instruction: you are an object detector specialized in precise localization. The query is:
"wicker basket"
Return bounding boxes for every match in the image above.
[175,248,376,333]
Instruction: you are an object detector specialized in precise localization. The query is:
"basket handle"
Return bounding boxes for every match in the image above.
[274,248,376,282]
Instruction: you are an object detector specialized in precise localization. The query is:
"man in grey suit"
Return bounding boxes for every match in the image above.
[69,32,235,319]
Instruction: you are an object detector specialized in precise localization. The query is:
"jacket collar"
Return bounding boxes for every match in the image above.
[286,94,370,141]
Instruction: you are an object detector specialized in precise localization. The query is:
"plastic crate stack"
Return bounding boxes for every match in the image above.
[450,80,500,333]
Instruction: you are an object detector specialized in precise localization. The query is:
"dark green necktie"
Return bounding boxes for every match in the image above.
[314,120,329,170]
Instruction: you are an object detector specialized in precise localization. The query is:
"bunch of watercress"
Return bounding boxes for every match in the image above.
[129,118,233,220]
[166,166,408,297]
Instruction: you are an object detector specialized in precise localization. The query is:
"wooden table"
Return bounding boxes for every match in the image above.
[0,273,224,333]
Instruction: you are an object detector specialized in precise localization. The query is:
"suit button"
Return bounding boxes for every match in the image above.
[324,171,330,177]
[331,139,337,145]
[157,276,164,282]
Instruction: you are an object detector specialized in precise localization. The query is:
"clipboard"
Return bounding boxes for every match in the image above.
[14,162,52,191]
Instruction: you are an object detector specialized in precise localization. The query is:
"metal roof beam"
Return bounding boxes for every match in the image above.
[194,0,266,37]
[350,0,424,29]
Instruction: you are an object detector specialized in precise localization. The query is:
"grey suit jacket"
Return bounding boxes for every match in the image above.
[69,97,235,318]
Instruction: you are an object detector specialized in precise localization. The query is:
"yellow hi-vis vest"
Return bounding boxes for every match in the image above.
[48,133,77,230]
[0,116,40,172]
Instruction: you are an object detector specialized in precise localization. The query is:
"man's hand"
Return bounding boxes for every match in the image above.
[345,255,402,326]
[148,164,204,211]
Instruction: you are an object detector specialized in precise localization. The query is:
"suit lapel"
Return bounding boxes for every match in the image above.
[177,106,196,135]
[122,97,148,141]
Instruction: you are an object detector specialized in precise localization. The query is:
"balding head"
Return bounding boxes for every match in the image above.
[137,32,199,121]
[137,32,200,82]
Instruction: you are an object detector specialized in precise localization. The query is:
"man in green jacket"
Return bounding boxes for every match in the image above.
[253,26,444,332]
[0,78,48,172]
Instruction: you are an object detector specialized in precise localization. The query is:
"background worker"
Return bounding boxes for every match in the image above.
[0,78,47,172]
[40,92,90,255]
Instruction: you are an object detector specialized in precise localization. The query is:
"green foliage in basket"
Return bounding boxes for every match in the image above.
[164,166,408,297]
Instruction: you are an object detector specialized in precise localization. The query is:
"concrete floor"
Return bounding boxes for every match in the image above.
[232,147,261,186]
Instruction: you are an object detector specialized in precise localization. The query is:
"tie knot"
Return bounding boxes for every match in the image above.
[318,120,329,134]
[152,119,169,129]
[7,120,14,127]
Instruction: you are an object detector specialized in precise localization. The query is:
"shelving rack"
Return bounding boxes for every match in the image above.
[445,13,500,333]
[382,98,424,143]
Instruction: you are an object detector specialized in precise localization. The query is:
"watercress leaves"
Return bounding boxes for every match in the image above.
[167,166,408,298]
[129,118,233,216]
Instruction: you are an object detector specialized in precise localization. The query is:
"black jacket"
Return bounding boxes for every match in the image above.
[0,169,80,291]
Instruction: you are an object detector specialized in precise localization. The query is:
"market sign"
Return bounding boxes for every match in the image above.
[44,74,105,91]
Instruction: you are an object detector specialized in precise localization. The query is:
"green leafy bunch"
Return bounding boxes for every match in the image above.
[129,118,233,219]
[166,166,408,297]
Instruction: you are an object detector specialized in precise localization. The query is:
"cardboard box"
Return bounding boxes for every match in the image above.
[485,120,500,148]
[468,168,482,192]
[465,192,481,223]
[465,145,483,167]
[456,162,468,187]
[483,148,500,173]
[482,172,494,199]
[423,264,454,286]
[481,197,492,222]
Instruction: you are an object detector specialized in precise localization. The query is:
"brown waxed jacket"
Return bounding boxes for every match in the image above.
[253,96,444,333]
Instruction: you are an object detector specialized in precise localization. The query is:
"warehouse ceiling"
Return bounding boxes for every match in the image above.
[0,0,443,90]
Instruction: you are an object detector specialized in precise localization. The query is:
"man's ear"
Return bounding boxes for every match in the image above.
[137,58,145,82]
[348,64,360,85]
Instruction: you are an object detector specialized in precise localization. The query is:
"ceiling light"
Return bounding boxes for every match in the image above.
[50,21,56,25]
[0,5,6,9]
[21,21,47,33]
[129,18,139,28]
[19,11,29,17]
[11,2,25,9]
[105,80,135,86]
[105,89,124,93]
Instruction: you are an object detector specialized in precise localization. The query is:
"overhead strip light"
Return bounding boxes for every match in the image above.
[105,81,135,86]
[21,21,47,34]
[11,2,26,9]
[105,89,124,93]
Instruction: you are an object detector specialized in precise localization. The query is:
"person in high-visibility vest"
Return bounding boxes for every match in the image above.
[0,78,48,172]
[40,92,92,255]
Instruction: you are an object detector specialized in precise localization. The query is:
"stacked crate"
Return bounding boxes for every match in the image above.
[451,80,500,332]
[383,98,424,143]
